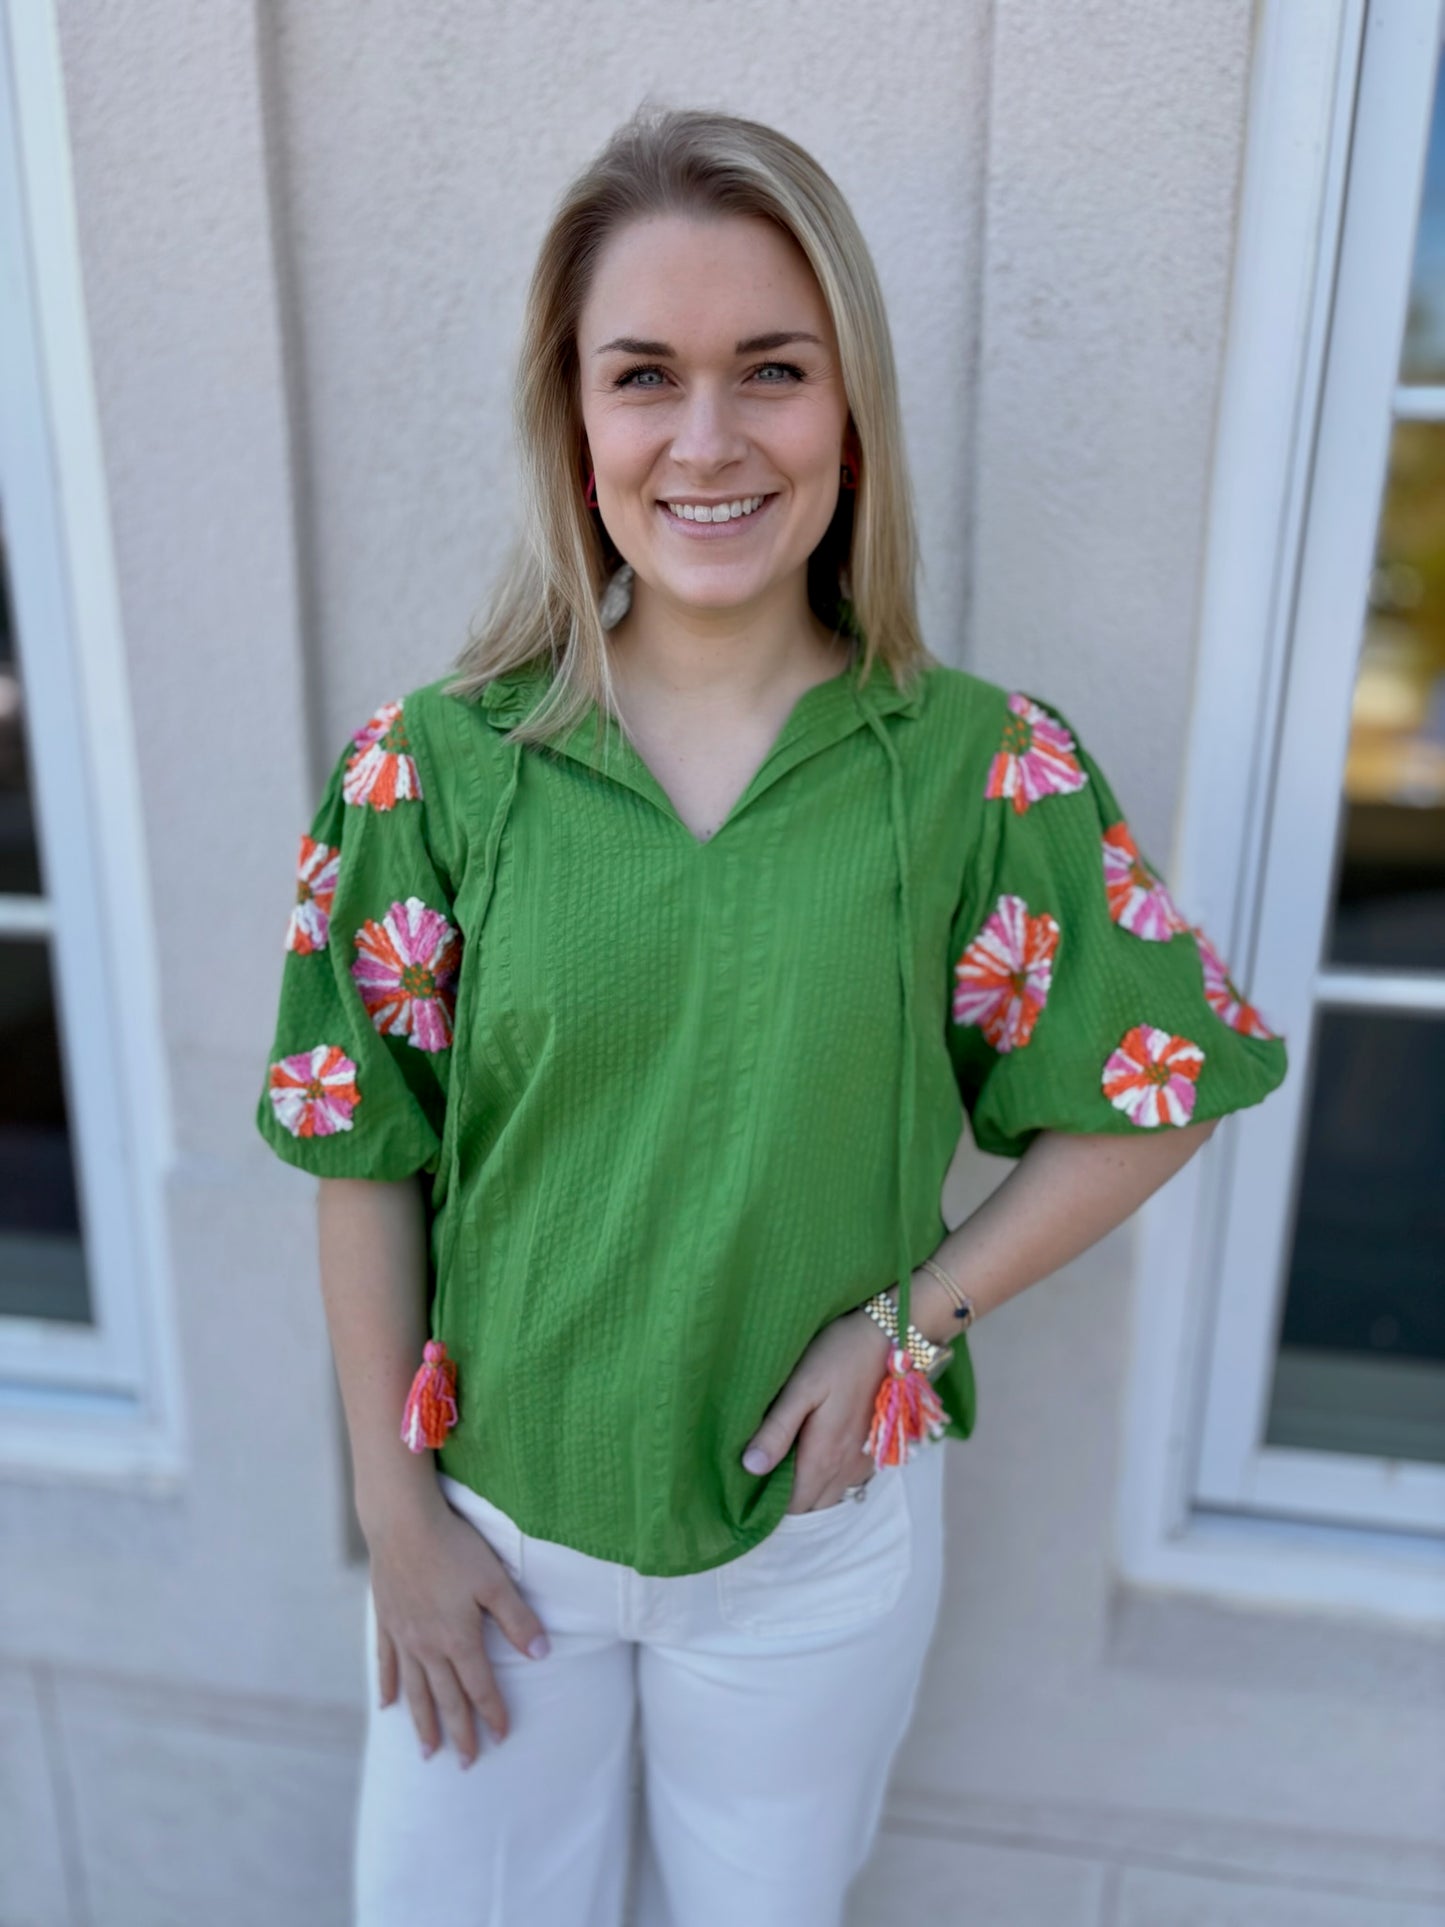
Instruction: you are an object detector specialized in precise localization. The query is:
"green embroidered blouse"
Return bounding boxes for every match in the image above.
[255,648,1288,1576]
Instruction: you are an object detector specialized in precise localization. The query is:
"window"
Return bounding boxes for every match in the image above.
[0,4,180,1477]
[1120,0,1445,1621]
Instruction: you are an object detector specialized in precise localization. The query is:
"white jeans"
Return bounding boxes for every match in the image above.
[354,1441,947,1927]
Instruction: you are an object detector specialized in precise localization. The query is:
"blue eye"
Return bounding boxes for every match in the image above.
[753,362,806,383]
[615,364,667,388]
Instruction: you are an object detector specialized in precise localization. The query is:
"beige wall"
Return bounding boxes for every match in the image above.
[2,4,1440,1923]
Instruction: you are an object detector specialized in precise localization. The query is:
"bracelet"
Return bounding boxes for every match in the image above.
[919,1255,977,1329]
[860,1288,954,1380]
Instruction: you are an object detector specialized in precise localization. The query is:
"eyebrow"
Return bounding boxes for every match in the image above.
[592,330,824,357]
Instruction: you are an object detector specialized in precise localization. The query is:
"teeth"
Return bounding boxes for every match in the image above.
[664,495,767,522]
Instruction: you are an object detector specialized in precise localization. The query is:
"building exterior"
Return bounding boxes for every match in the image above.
[0,3,1440,1923]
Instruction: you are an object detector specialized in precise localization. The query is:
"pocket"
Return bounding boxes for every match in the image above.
[437,1473,526,1586]
[716,1462,912,1636]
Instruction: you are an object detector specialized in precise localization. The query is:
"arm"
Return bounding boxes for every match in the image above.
[317,1175,441,1536]
[741,1117,1218,1507]
[317,1176,551,1763]
[905,1114,1219,1347]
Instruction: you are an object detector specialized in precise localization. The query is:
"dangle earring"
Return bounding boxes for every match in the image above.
[599,561,635,630]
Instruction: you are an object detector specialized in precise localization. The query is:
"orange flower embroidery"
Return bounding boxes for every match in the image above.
[952,894,1061,1051]
[343,699,423,810]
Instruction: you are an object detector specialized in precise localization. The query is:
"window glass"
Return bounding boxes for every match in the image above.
[1325,420,1445,971]
[1267,1008,1445,1466]
[0,528,89,1322]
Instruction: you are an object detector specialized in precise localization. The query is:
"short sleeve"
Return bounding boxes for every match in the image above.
[946,689,1289,1159]
[254,695,462,1181]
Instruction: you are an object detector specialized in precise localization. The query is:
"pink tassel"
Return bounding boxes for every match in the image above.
[865,1345,948,1466]
[400,1339,459,1451]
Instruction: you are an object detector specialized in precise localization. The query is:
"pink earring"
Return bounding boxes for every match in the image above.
[585,468,598,508]
[840,461,858,491]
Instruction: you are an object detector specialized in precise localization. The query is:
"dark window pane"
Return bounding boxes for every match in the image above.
[1399,40,1445,383]
[1267,1009,1445,1465]
[0,530,44,897]
[0,938,89,1322]
[1326,420,1445,970]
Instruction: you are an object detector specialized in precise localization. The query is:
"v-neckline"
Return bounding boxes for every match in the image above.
[478,641,923,848]
[603,648,861,849]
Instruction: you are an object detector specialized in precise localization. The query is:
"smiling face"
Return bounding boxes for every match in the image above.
[576,212,855,627]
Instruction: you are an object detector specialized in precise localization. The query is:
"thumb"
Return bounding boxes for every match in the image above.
[742,1389,812,1475]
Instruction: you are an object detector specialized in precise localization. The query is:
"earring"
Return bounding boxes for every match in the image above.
[599,562,634,630]
[840,461,858,491]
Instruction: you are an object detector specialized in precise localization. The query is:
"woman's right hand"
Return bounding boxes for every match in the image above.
[363,1487,551,1766]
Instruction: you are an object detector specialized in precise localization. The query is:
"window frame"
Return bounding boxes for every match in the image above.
[1115,0,1445,1625]
[0,1,184,1481]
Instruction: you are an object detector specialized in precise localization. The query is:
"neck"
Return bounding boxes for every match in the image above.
[604,572,848,710]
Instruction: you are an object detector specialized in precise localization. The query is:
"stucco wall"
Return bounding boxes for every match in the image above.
[3,3,1441,1923]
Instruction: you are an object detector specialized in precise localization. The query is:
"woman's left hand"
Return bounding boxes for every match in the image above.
[740,1308,894,1512]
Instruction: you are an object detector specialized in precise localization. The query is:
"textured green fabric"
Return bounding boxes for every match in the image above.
[255,650,1287,1576]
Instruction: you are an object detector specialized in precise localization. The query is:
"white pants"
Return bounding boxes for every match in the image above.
[354,1441,947,1927]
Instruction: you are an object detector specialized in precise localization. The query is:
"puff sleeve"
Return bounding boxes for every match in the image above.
[946,689,1288,1159]
[254,696,461,1181]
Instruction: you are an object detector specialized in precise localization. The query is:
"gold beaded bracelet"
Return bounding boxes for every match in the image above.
[860,1288,954,1380]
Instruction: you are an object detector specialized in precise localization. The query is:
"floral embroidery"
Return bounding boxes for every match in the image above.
[952,893,1061,1052]
[343,699,423,810]
[1191,925,1279,1039]
[984,693,1088,815]
[352,896,461,1051]
[286,835,341,954]
[1101,1024,1204,1128]
[267,1044,361,1137]
[1101,822,1186,942]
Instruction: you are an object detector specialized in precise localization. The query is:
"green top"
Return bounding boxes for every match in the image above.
[255,648,1288,1576]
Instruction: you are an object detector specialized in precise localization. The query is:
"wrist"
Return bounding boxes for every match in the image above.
[353,1447,445,1541]
[906,1269,961,1350]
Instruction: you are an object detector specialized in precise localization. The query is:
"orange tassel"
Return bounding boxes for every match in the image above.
[865,1345,948,1466]
[400,1339,458,1451]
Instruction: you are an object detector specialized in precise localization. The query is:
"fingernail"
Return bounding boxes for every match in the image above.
[420,1740,436,1760]
[743,1447,768,1473]
[528,1632,551,1659]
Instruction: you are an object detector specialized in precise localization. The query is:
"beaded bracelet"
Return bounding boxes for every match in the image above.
[918,1255,977,1329]
[860,1288,953,1380]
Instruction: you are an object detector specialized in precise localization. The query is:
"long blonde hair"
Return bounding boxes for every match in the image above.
[445,104,933,742]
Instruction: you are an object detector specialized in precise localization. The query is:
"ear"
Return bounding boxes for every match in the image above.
[841,420,863,477]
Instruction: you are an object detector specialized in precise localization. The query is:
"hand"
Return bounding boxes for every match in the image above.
[741,1308,894,1512]
[364,1484,551,1767]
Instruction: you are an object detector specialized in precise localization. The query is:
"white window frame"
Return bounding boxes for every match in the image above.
[1116,0,1445,1626]
[0,1,184,1481]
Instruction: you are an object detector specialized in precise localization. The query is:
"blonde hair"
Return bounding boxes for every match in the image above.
[445,103,933,742]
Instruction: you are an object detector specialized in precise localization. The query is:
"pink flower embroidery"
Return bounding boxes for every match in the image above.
[343,699,423,810]
[1101,822,1186,942]
[984,693,1088,815]
[1101,1024,1204,1128]
[267,1044,361,1138]
[952,893,1061,1052]
[286,834,341,954]
[1191,925,1279,1039]
[351,896,461,1051]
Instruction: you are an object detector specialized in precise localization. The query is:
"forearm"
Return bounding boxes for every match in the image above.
[316,1175,444,1537]
[906,1118,1220,1347]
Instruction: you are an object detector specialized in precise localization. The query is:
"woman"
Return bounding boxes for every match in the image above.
[256,105,1288,1927]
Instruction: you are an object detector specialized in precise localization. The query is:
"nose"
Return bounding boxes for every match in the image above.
[668,380,748,474]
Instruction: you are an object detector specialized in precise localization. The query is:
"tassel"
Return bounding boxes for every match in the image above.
[865,1345,948,1466]
[400,1339,459,1451]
